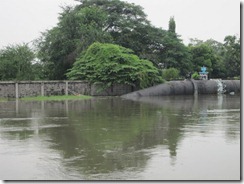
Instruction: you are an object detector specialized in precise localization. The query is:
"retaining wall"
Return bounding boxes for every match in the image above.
[0,80,240,99]
[0,81,135,98]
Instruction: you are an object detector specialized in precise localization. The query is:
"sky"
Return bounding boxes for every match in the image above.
[0,0,241,49]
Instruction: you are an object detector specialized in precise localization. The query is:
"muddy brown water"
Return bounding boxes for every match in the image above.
[0,95,240,180]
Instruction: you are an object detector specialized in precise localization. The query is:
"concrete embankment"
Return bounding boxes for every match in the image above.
[0,81,134,98]
[121,80,240,98]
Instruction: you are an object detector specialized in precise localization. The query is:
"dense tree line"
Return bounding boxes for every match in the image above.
[0,0,240,87]
[0,44,43,80]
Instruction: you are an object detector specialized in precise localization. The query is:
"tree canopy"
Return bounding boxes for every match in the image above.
[0,0,240,84]
[168,16,176,34]
[37,0,161,79]
[67,42,162,88]
[223,35,240,78]
[0,44,36,80]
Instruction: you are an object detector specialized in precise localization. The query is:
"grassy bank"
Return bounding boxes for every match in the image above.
[0,98,8,102]
[20,95,92,101]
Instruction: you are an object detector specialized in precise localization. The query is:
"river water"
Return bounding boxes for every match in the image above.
[0,95,240,180]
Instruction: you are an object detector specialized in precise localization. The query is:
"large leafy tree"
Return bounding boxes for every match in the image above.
[37,0,169,79]
[36,5,112,79]
[160,17,192,77]
[203,39,226,78]
[188,37,240,79]
[189,43,222,78]
[67,42,162,88]
[222,35,240,78]
[0,44,36,80]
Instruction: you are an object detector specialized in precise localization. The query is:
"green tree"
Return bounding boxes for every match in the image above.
[203,39,226,78]
[160,18,192,77]
[191,72,200,80]
[162,68,180,81]
[0,44,36,80]
[223,35,240,78]
[37,0,171,79]
[168,16,176,34]
[36,5,112,79]
[189,39,235,79]
[189,43,221,78]
[67,42,162,89]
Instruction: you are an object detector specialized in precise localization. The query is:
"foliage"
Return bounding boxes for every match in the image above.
[0,0,239,81]
[0,44,36,80]
[162,68,180,81]
[191,72,200,80]
[36,5,112,80]
[31,62,46,80]
[168,16,176,34]
[188,36,240,79]
[160,31,193,77]
[189,43,217,77]
[223,35,240,78]
[67,42,162,88]
[36,0,180,79]
[188,38,226,78]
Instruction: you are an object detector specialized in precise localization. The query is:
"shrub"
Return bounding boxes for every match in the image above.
[191,72,200,80]
[162,68,180,81]
[67,42,162,89]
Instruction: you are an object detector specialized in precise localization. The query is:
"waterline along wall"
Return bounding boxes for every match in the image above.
[0,81,134,98]
[0,80,240,99]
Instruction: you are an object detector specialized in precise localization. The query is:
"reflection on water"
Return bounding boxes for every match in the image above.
[0,95,240,180]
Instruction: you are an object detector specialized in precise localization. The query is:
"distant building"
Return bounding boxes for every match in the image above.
[199,66,208,80]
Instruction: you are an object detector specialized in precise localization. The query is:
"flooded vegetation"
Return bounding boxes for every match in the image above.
[0,95,240,180]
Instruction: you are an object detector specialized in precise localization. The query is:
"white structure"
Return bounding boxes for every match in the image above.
[199,66,208,80]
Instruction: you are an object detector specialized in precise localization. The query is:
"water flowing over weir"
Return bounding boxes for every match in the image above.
[121,80,240,99]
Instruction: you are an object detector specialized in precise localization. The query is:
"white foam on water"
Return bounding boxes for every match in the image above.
[213,79,226,94]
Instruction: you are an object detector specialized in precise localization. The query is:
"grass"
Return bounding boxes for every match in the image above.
[20,95,92,101]
[0,98,8,102]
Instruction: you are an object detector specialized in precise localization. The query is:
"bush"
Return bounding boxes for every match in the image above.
[191,72,200,80]
[67,42,162,89]
[162,68,180,81]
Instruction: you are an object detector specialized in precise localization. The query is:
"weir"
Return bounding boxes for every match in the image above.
[121,79,240,99]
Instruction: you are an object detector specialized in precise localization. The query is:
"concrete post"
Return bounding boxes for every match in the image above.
[65,81,68,95]
[15,82,19,99]
[15,99,19,114]
[41,82,44,96]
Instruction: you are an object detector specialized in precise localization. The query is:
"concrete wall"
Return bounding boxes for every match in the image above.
[90,84,135,96]
[0,81,135,98]
[0,82,16,98]
[0,80,240,99]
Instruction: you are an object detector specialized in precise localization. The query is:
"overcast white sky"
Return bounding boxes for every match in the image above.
[0,0,241,49]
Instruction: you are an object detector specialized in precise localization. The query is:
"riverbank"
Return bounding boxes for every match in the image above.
[21,95,92,101]
[0,98,7,102]
[0,95,92,102]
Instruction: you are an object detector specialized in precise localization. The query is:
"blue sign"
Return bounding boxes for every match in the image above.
[201,66,207,73]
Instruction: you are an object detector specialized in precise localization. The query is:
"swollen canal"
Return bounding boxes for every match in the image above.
[0,95,240,180]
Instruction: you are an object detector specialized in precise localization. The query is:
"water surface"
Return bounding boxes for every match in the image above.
[0,95,240,180]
